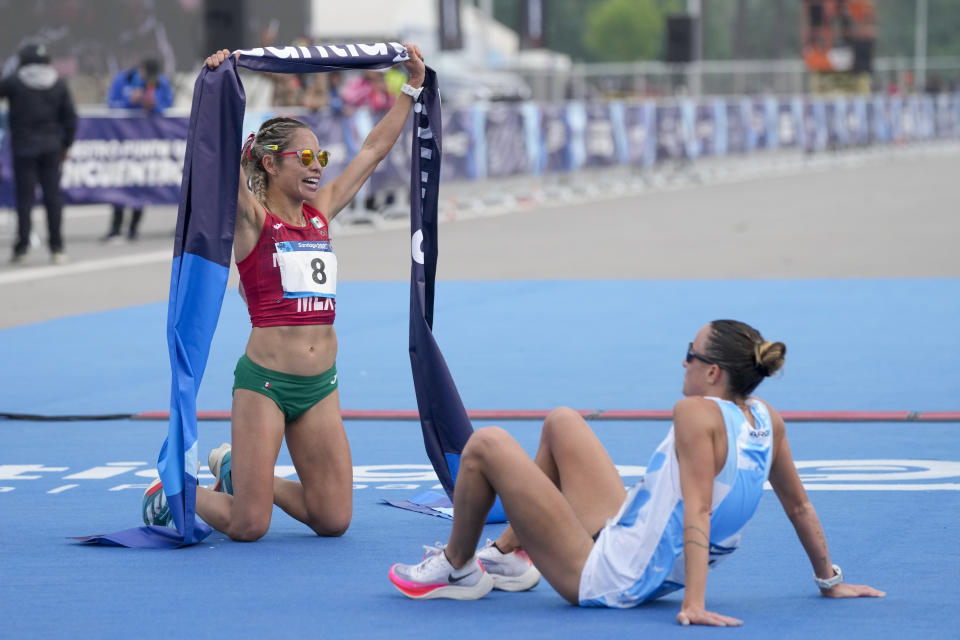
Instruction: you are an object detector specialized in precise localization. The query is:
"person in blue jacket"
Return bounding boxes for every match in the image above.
[102,58,173,241]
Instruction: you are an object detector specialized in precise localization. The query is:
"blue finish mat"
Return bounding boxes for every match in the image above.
[2,279,959,638]
[2,279,958,415]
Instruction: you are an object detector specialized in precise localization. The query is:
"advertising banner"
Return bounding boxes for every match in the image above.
[584,102,619,167]
[622,102,657,167]
[655,102,684,162]
[695,100,723,157]
[540,103,572,173]
[484,104,530,178]
[440,106,475,180]
[0,114,189,208]
[725,99,751,154]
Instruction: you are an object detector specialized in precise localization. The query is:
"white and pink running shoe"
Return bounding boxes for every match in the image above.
[389,543,494,600]
[476,538,541,591]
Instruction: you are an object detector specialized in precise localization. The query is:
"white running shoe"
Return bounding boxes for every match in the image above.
[389,543,494,600]
[207,442,232,494]
[476,538,541,591]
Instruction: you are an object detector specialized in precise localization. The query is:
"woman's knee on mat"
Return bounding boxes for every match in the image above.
[227,510,272,542]
[305,504,351,537]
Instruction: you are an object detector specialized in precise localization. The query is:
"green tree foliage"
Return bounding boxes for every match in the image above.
[492,0,605,62]
[489,0,960,62]
[873,0,960,58]
[583,0,666,61]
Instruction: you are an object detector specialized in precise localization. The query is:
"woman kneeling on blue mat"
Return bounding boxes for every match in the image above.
[142,45,426,542]
[389,319,884,626]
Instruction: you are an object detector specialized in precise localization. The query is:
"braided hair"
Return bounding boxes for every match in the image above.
[703,319,786,397]
[240,117,311,207]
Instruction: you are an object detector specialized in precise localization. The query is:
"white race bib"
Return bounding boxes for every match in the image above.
[274,240,338,299]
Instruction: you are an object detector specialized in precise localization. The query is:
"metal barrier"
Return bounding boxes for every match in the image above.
[2,91,958,209]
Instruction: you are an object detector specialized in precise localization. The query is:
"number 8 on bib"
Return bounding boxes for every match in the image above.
[274,240,338,299]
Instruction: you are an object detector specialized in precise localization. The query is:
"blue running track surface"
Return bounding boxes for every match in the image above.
[2,279,958,638]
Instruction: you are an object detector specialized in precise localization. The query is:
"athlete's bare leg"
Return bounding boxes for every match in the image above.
[196,389,284,541]
[493,407,626,553]
[441,411,626,604]
[273,389,352,536]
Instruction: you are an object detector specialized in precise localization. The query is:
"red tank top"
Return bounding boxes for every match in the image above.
[237,203,336,327]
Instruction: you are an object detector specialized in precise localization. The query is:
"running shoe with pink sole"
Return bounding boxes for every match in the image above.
[476,538,541,591]
[389,543,494,600]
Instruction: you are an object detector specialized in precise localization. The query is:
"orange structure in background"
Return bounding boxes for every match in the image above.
[802,0,876,93]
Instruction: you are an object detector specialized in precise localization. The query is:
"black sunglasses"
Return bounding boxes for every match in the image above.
[686,342,717,365]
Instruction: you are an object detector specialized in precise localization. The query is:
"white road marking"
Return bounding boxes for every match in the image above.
[0,250,171,285]
[48,484,79,494]
[65,466,143,480]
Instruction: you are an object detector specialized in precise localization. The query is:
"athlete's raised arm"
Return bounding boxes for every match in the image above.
[311,43,425,220]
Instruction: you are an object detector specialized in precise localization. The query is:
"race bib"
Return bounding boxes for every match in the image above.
[274,240,338,299]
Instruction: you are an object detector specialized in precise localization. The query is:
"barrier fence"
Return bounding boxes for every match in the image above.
[2,91,959,209]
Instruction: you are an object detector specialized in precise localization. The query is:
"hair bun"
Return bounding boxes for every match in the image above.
[755,340,786,377]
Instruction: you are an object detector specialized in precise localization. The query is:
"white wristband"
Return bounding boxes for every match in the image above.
[401,83,423,101]
[814,564,843,590]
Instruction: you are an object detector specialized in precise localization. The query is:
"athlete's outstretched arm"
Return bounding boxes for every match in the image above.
[766,405,885,599]
[673,398,744,627]
[312,43,426,220]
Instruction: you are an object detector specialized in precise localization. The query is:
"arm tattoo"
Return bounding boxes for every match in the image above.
[684,538,710,550]
[684,525,709,542]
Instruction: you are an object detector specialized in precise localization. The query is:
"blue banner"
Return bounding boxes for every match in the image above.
[724,99,750,154]
[622,102,656,167]
[680,99,698,159]
[0,115,188,209]
[441,106,475,180]
[405,72,505,521]
[867,96,888,143]
[934,93,953,137]
[584,102,618,167]
[694,100,722,157]
[655,103,684,161]
[847,97,869,146]
[7,94,958,214]
[749,98,775,150]
[918,95,937,139]
[484,104,529,178]
[776,98,804,149]
[953,92,960,137]
[540,103,571,173]
[824,99,844,148]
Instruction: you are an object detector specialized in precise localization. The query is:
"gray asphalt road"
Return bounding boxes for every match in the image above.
[1,144,958,329]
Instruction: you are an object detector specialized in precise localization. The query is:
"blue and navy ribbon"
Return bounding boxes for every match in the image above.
[77,43,479,546]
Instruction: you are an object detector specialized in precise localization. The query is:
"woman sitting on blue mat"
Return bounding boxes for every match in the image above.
[389,319,884,625]
[142,45,426,541]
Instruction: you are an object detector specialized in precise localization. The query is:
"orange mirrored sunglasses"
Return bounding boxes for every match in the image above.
[263,145,330,168]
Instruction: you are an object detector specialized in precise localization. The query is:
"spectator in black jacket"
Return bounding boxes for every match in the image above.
[0,43,77,264]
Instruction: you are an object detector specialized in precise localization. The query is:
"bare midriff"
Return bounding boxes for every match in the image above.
[245,324,338,376]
